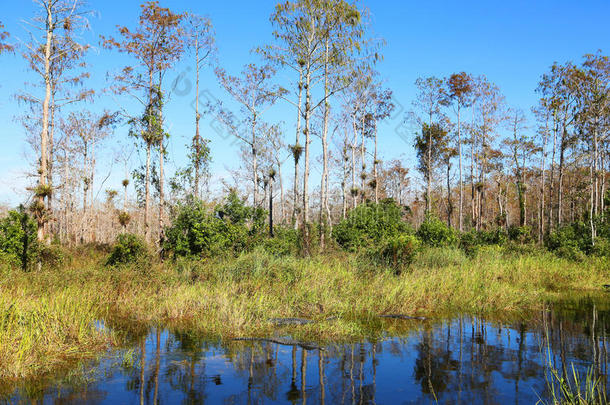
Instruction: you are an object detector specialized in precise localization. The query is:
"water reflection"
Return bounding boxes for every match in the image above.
[4,296,610,404]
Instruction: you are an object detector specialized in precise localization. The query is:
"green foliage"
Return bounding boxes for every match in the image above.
[39,244,67,268]
[165,199,247,257]
[164,196,255,259]
[106,234,149,266]
[0,207,38,270]
[545,222,592,260]
[261,227,299,257]
[416,214,458,247]
[591,237,610,258]
[370,234,421,271]
[333,199,412,251]
[215,190,265,230]
[508,225,533,244]
[460,228,507,256]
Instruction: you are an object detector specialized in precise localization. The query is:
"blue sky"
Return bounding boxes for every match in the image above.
[1,0,609,206]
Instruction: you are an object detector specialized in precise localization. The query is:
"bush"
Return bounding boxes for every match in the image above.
[215,190,266,231]
[164,198,249,258]
[546,222,591,258]
[459,228,507,256]
[370,234,421,271]
[0,207,38,270]
[417,215,458,247]
[554,245,586,262]
[508,225,533,244]
[261,227,299,257]
[591,237,610,257]
[333,199,412,251]
[39,244,67,268]
[107,234,149,266]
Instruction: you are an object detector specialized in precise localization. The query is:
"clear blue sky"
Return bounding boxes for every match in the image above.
[1,0,609,206]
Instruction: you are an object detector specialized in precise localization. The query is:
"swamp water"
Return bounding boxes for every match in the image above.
[3,296,610,404]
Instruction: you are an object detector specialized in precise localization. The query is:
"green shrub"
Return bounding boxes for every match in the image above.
[554,244,586,262]
[459,228,507,256]
[333,199,412,251]
[215,190,266,231]
[0,207,38,270]
[39,244,67,268]
[591,237,610,257]
[370,234,421,270]
[164,198,250,258]
[546,222,591,258]
[479,228,508,245]
[508,225,533,244]
[107,234,149,266]
[261,227,299,257]
[417,215,458,247]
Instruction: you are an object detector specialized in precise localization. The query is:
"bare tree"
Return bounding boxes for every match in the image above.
[102,1,185,244]
[216,64,279,209]
[185,13,215,199]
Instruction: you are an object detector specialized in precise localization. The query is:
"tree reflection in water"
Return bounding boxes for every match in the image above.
[5,296,610,404]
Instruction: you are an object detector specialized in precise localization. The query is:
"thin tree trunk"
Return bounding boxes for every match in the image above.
[38,4,54,244]
[373,119,379,203]
[252,113,258,208]
[194,37,201,198]
[426,112,432,214]
[558,127,567,227]
[360,113,366,203]
[46,88,56,239]
[457,104,463,231]
[351,116,358,209]
[269,174,274,237]
[302,64,312,253]
[292,70,303,229]
[144,141,151,243]
[548,115,558,232]
[539,114,549,243]
[319,38,330,249]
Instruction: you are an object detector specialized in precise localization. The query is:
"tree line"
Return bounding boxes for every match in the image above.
[0,0,608,254]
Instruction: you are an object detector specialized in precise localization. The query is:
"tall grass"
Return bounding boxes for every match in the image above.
[0,246,608,380]
[539,364,607,405]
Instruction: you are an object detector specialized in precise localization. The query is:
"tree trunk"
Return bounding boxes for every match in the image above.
[558,127,567,227]
[269,174,274,237]
[548,115,558,232]
[373,119,379,204]
[158,137,165,253]
[426,113,432,214]
[252,113,258,208]
[194,38,201,198]
[360,113,366,204]
[144,141,151,243]
[302,65,312,253]
[292,70,303,229]
[46,88,56,239]
[457,104,463,231]
[351,117,358,209]
[319,38,330,249]
[38,4,54,244]
[446,160,453,227]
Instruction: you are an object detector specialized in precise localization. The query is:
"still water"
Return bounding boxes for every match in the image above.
[4,296,610,404]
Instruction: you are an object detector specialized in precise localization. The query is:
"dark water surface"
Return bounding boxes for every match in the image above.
[4,296,610,404]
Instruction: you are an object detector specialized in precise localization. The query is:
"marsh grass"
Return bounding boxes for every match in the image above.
[540,364,608,405]
[0,246,608,381]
